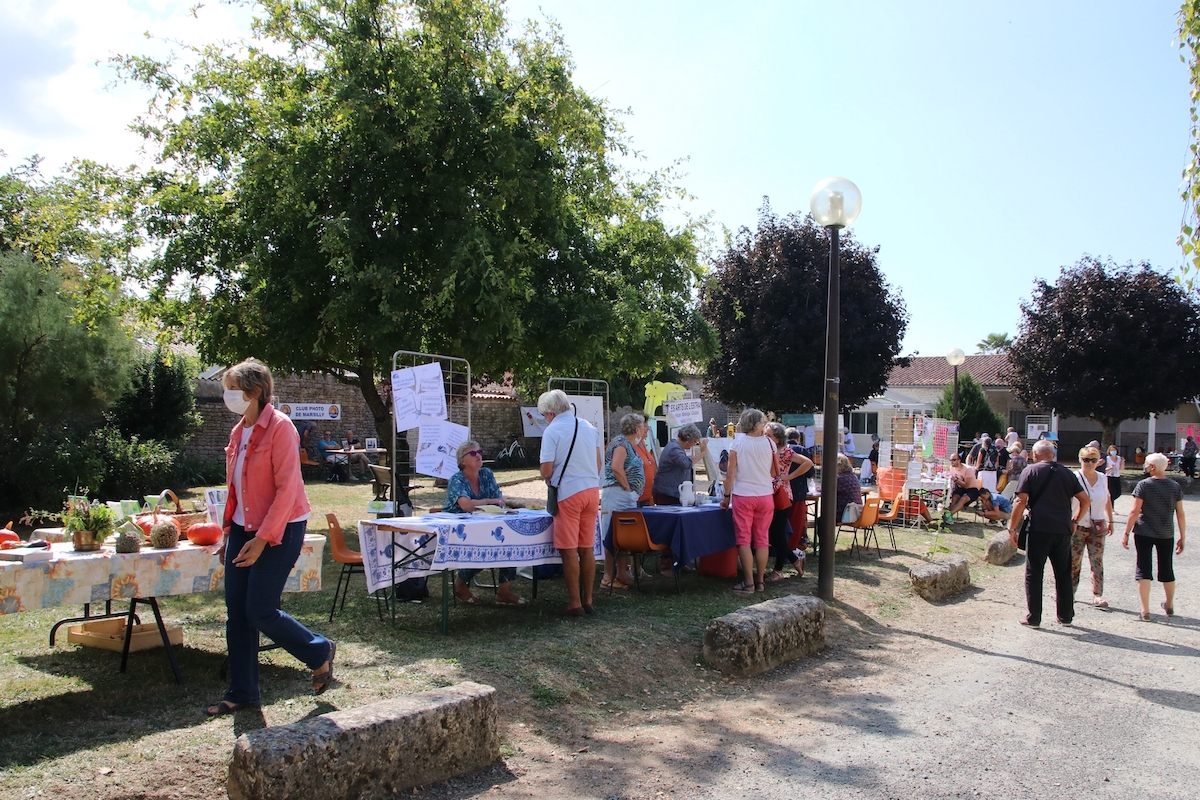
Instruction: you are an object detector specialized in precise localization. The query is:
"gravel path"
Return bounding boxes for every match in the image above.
[472,493,1200,800]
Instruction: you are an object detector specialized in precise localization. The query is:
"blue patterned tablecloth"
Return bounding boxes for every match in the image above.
[358,510,602,595]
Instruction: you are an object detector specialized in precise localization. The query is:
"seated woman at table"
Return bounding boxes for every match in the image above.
[317,429,348,482]
[601,413,646,590]
[834,454,863,524]
[443,441,525,606]
[764,422,809,581]
[720,409,774,593]
[207,358,333,716]
[651,423,708,505]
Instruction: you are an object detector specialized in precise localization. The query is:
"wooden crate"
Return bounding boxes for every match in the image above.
[67,618,183,652]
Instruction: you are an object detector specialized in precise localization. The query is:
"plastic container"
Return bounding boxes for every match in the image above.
[697,547,740,578]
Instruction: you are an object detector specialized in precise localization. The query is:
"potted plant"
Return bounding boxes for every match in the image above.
[63,497,116,552]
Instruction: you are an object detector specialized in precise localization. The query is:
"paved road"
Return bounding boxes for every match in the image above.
[691,493,1200,800]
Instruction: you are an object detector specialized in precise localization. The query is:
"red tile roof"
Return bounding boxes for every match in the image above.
[888,354,1012,388]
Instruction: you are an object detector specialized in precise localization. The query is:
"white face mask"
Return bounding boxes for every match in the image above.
[1109,450,1117,456]
[224,388,252,416]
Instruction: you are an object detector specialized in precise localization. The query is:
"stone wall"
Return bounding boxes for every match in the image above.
[184,376,533,464]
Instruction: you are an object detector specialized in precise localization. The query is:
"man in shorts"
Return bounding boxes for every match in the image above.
[945,453,980,522]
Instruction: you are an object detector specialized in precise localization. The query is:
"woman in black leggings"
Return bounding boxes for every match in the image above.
[1121,453,1186,621]
[763,423,807,581]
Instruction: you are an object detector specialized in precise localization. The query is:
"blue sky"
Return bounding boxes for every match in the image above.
[0,0,1192,359]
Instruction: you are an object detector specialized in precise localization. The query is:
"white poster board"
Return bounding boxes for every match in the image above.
[663,398,703,426]
[565,395,605,435]
[391,362,448,432]
[415,420,470,480]
[1027,422,1049,441]
[521,406,550,437]
[279,402,341,421]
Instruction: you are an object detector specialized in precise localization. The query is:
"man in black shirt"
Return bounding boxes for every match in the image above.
[1008,440,1090,627]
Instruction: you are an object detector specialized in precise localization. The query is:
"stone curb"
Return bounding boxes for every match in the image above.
[703,595,826,677]
[228,681,499,800]
[910,555,971,601]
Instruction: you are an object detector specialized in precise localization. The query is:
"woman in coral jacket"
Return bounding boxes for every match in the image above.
[205,359,335,716]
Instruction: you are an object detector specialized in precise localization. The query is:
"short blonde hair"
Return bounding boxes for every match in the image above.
[1079,446,1100,462]
[456,440,481,467]
[223,358,273,408]
[1145,452,1168,473]
[836,453,853,474]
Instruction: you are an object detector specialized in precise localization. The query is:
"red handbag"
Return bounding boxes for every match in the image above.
[773,451,793,511]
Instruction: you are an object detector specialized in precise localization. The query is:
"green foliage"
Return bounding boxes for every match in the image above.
[1178,1,1200,294]
[106,349,202,446]
[975,333,1012,354]
[118,0,714,445]
[700,204,908,411]
[10,422,107,511]
[1006,257,1200,437]
[934,372,1004,439]
[0,252,135,508]
[93,427,180,500]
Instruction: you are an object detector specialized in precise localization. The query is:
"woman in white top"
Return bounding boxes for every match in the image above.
[1104,445,1125,507]
[1073,445,1115,608]
[720,408,775,593]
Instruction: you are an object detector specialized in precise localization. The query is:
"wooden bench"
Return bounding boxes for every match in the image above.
[368,464,392,501]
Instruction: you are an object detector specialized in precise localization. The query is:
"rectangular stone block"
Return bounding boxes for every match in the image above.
[703,595,826,677]
[909,554,972,601]
[228,681,499,800]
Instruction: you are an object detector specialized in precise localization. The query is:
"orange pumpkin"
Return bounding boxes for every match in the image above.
[187,522,223,546]
[0,529,19,545]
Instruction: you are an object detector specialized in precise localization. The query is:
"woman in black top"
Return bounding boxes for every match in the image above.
[1122,452,1186,620]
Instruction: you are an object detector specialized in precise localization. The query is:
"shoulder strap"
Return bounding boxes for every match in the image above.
[1026,463,1057,509]
[552,419,580,489]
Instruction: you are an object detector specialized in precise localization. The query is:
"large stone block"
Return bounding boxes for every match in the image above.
[909,555,971,601]
[984,530,1017,565]
[228,681,499,800]
[703,595,825,677]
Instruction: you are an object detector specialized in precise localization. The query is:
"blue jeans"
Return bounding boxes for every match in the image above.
[224,522,330,705]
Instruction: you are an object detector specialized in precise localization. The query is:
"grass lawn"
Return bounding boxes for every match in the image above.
[0,475,1007,799]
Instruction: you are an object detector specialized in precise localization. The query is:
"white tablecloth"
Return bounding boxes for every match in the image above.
[358,510,602,595]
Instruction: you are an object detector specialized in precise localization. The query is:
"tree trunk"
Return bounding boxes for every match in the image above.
[354,352,411,488]
[1098,418,1121,451]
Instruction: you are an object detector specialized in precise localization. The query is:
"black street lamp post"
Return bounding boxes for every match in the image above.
[810,177,861,602]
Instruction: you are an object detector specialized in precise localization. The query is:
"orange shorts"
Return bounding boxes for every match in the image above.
[553,487,599,549]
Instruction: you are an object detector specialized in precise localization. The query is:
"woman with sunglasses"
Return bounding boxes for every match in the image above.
[445,441,525,605]
[1072,445,1114,608]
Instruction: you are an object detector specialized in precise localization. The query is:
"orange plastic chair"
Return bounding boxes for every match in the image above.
[874,492,902,551]
[326,513,386,621]
[611,512,679,593]
[836,496,882,560]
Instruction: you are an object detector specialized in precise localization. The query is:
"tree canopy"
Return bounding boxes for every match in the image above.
[1178,1,1200,295]
[118,0,714,440]
[934,372,1003,441]
[699,204,908,412]
[1006,256,1200,445]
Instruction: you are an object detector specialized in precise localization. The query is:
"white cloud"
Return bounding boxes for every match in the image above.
[0,0,255,173]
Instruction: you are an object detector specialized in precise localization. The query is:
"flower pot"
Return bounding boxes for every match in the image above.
[72,529,101,552]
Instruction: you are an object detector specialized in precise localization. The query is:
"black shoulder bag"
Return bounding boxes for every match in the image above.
[1017,464,1057,550]
[546,419,579,517]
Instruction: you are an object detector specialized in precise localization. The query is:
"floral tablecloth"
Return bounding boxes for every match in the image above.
[358,510,601,595]
[0,535,325,615]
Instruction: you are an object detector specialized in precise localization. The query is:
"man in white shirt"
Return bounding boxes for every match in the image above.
[538,389,603,617]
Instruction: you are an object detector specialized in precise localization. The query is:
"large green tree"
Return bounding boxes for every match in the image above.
[119,0,714,448]
[1006,257,1200,446]
[699,204,908,412]
[1179,1,1200,294]
[934,372,1004,441]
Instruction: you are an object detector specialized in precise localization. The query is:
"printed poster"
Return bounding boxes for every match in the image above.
[415,420,469,479]
[565,394,605,437]
[391,362,448,432]
[664,398,703,426]
[521,407,550,437]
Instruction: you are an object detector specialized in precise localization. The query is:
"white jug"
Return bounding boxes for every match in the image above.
[679,481,694,506]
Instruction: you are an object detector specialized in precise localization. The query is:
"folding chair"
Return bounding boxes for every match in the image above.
[326,513,388,621]
[875,492,902,552]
